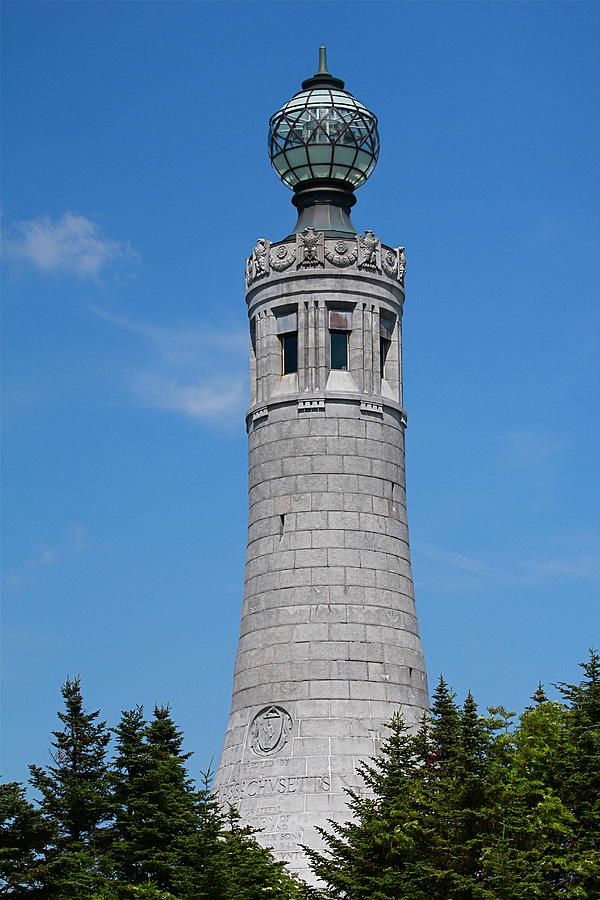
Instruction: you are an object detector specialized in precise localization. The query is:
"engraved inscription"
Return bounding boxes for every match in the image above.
[221,774,331,802]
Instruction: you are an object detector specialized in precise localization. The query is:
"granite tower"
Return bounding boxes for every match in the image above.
[215,49,429,883]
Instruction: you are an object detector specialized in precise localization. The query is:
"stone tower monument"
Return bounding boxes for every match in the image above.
[215,49,429,882]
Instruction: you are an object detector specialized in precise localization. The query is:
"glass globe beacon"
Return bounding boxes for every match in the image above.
[268,50,379,191]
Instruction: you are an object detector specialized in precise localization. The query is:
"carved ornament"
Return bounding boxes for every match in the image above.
[269,243,296,272]
[324,239,358,268]
[249,705,293,756]
[381,248,398,279]
[358,230,381,271]
[297,228,324,268]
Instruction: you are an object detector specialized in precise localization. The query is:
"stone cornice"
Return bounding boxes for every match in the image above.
[246,392,408,432]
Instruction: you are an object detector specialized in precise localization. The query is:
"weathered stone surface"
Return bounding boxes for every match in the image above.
[215,236,428,885]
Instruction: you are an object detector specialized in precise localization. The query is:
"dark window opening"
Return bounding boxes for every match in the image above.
[380,336,391,379]
[279,514,285,538]
[330,331,349,370]
[281,333,298,374]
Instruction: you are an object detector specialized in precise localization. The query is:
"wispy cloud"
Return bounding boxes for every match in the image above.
[416,541,525,585]
[92,307,247,423]
[4,523,88,588]
[415,539,600,586]
[4,212,134,279]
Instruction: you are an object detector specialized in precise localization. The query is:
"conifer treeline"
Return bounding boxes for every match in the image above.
[1,653,598,899]
[1,680,303,898]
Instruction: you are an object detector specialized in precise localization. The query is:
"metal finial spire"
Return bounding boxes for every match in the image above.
[317,45,329,75]
[301,46,345,91]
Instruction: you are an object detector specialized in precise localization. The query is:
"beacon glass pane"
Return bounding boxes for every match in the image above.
[269,85,379,190]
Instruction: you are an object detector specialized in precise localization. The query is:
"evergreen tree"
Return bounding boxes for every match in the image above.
[306,712,427,899]
[110,705,197,891]
[555,649,600,896]
[481,698,576,899]
[174,788,302,900]
[28,677,113,896]
[0,782,51,895]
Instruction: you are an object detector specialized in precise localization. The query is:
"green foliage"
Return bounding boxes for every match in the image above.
[0,782,51,895]
[2,678,303,898]
[308,651,600,900]
[110,705,197,890]
[27,676,113,896]
[3,655,598,899]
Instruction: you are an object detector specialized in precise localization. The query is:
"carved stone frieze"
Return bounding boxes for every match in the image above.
[358,230,381,271]
[245,230,404,286]
[269,243,296,272]
[324,239,358,268]
[296,228,324,268]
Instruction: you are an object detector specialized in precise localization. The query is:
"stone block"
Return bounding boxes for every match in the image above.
[278,568,310,589]
[272,641,310,663]
[338,419,366,437]
[291,737,330,756]
[342,492,373,513]
[347,641,384,663]
[276,604,311,625]
[268,550,296,572]
[308,640,349,661]
[359,512,387,534]
[330,736,375,756]
[290,492,312,512]
[293,436,327,456]
[292,659,333,680]
[311,491,345,511]
[330,699,371,720]
[328,622,366,642]
[342,455,372,475]
[292,623,329,642]
[344,567,376,587]
[311,529,345,549]
[306,418,339,436]
[288,530,312,550]
[327,547,361,568]
[349,679,387,700]
[309,679,350,699]
[327,473,359,493]
[305,755,331,775]
[327,510,360,530]
[300,718,352,738]
[294,473,329,494]
[311,565,345,585]
[326,436,356,455]
[311,455,344,474]
[295,510,328,531]
[295,699,331,719]
[282,455,312,476]
[294,548,328,568]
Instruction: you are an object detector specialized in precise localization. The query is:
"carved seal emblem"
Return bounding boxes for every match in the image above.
[249,705,293,756]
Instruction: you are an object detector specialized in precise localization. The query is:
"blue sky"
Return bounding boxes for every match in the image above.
[2,1,599,786]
